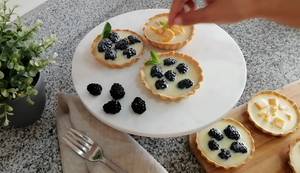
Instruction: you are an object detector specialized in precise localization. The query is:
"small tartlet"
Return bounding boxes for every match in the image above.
[196,118,255,169]
[91,29,145,68]
[289,139,300,173]
[140,51,203,101]
[143,13,194,50]
[247,90,300,136]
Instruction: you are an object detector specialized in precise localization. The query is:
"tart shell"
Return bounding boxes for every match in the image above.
[143,13,194,50]
[91,29,145,69]
[140,51,204,101]
[247,90,300,136]
[196,118,255,169]
[289,139,300,173]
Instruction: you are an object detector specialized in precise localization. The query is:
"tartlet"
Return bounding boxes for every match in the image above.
[196,118,255,169]
[140,51,203,101]
[91,26,145,68]
[289,139,300,173]
[143,13,194,50]
[247,91,300,136]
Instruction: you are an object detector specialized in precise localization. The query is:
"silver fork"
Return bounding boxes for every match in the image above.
[63,128,127,173]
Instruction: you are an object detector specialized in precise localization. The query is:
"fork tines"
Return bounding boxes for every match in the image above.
[63,128,94,157]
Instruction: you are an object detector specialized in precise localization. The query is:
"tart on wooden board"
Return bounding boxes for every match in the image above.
[289,139,300,173]
[140,51,203,101]
[91,23,145,68]
[247,90,300,136]
[195,118,255,169]
[143,13,194,50]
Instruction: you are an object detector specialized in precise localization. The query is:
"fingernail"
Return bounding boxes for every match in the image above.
[174,17,183,25]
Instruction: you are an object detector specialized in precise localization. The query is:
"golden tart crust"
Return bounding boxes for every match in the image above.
[289,139,300,173]
[143,13,194,50]
[196,118,255,169]
[91,29,145,68]
[247,90,300,136]
[140,51,203,101]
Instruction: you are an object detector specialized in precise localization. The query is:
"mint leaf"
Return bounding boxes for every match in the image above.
[102,22,112,38]
[159,21,169,30]
[145,51,161,65]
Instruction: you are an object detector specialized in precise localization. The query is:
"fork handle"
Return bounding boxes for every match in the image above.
[101,157,127,173]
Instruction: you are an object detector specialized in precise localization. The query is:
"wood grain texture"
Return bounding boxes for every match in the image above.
[189,81,300,173]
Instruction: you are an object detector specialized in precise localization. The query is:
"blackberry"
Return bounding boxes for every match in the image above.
[150,65,163,78]
[104,49,117,60]
[155,79,168,90]
[127,35,141,44]
[131,97,146,114]
[218,149,231,160]
[208,140,219,151]
[98,38,113,52]
[163,58,177,66]
[223,125,240,140]
[230,141,248,153]
[115,38,129,50]
[164,70,176,81]
[110,83,125,100]
[176,63,189,74]
[208,128,224,141]
[108,32,119,43]
[177,79,193,89]
[123,48,136,59]
[103,100,121,114]
[87,83,102,96]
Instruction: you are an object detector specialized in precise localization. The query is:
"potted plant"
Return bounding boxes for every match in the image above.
[0,0,56,127]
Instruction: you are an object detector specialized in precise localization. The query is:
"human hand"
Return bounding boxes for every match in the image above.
[169,0,300,27]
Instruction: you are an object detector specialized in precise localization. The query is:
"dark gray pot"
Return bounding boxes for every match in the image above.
[7,73,46,127]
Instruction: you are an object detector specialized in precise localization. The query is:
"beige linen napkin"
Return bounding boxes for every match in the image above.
[56,94,168,173]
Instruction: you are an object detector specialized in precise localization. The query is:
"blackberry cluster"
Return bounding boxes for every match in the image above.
[123,48,136,59]
[108,32,119,43]
[155,79,168,90]
[208,140,219,151]
[104,49,117,60]
[163,58,177,66]
[110,83,125,100]
[230,141,248,153]
[164,70,176,81]
[131,97,146,114]
[127,35,141,44]
[87,83,102,96]
[115,38,129,50]
[177,79,193,89]
[176,63,189,74]
[224,125,240,140]
[98,38,112,52]
[103,100,121,114]
[218,149,231,160]
[208,128,224,141]
[150,65,163,78]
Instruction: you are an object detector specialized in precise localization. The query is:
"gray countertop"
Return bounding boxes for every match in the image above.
[0,0,300,172]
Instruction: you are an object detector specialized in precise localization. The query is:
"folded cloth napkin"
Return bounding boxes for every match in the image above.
[56,94,168,173]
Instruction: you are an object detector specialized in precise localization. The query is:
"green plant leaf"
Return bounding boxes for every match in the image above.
[0,71,4,79]
[159,20,169,30]
[101,22,112,39]
[145,51,161,65]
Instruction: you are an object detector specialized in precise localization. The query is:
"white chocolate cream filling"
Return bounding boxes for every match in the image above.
[196,120,253,168]
[143,56,200,98]
[97,31,143,65]
[290,141,300,172]
[144,15,193,43]
[248,93,299,135]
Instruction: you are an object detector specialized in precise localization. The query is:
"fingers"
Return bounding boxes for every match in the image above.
[169,0,197,26]
[173,0,249,25]
[169,0,188,26]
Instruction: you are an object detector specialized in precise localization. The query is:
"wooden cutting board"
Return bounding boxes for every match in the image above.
[189,81,300,173]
